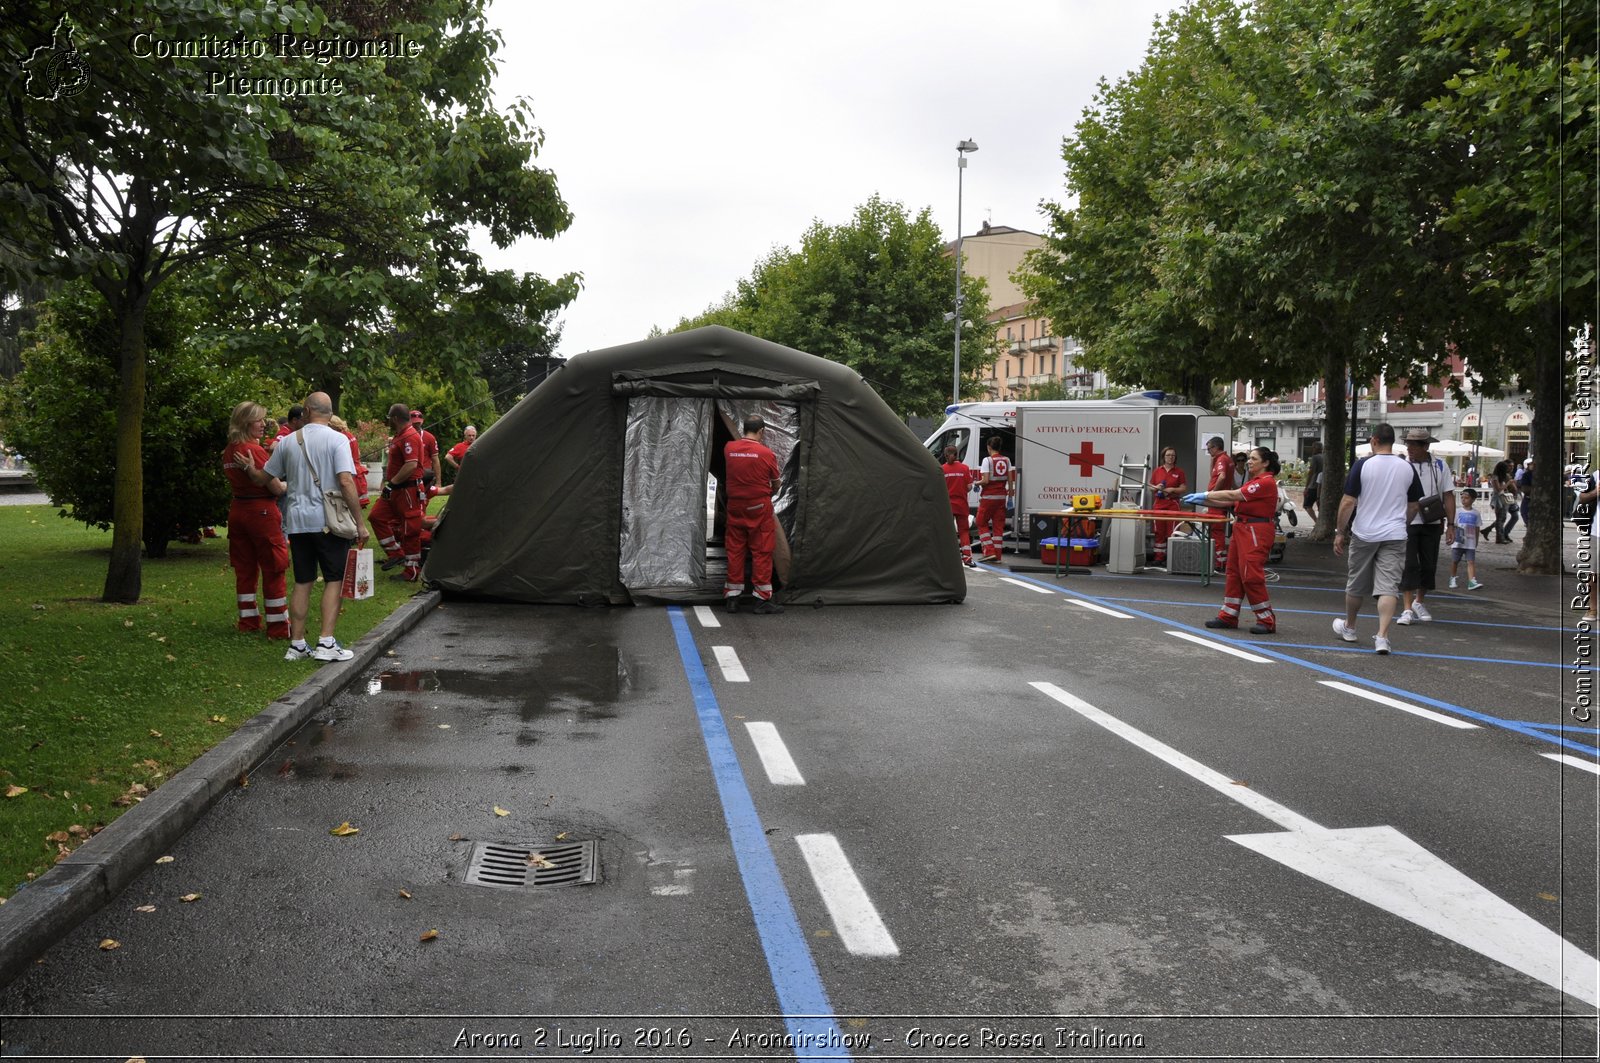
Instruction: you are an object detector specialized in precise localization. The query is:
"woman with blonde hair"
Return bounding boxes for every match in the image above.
[221,401,289,638]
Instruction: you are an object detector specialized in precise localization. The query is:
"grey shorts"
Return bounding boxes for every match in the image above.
[1346,534,1406,599]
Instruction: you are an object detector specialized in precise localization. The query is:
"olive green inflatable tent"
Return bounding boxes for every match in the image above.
[424,325,966,606]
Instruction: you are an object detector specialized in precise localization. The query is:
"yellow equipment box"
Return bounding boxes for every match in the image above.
[1071,494,1103,512]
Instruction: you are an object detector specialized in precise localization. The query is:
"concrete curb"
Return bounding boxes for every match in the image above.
[0,589,441,989]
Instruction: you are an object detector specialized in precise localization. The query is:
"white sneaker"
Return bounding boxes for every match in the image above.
[1395,609,1414,626]
[284,642,313,661]
[1411,601,1433,622]
[311,640,354,662]
[1467,579,1484,590]
[1374,635,1391,655]
[1447,576,1458,589]
[1332,618,1358,643]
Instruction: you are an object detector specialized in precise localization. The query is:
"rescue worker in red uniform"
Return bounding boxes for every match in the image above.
[723,416,782,614]
[221,401,289,637]
[368,402,425,581]
[941,445,979,567]
[1205,435,1236,571]
[330,415,368,509]
[1189,446,1280,634]
[976,435,1013,563]
[1149,445,1187,566]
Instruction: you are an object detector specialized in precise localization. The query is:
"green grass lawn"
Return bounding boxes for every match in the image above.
[0,503,434,899]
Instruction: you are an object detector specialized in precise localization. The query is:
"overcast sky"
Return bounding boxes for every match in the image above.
[480,1,1180,357]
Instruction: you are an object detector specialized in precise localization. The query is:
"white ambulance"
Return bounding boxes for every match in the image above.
[922,392,1232,550]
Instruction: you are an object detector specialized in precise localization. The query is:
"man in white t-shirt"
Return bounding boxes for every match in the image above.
[1331,422,1422,655]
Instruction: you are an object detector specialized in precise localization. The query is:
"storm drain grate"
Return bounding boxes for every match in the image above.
[464,840,599,890]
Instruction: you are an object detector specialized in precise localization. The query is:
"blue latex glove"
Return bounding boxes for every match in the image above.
[1182,492,1208,505]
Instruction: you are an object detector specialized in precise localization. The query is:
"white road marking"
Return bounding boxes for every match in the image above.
[1542,753,1600,777]
[1166,629,1274,663]
[1031,679,1599,1008]
[1000,577,1053,594]
[1319,680,1480,729]
[795,833,899,957]
[745,722,805,785]
[693,605,721,628]
[712,646,748,682]
[1068,599,1134,619]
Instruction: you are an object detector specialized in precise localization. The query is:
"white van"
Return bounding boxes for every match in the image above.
[922,392,1231,550]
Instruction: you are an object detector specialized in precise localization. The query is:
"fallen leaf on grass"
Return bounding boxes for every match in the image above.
[4,785,27,799]
[113,783,150,807]
[180,893,202,903]
[329,821,360,836]
[398,889,412,900]
[148,730,162,738]
[135,905,156,913]
[67,825,90,839]
[154,855,174,864]
[208,715,227,724]
[99,939,120,950]
[46,831,71,844]
[123,620,134,628]
[492,807,510,817]
[419,929,439,942]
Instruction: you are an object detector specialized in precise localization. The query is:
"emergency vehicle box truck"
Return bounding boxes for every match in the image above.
[922,392,1232,559]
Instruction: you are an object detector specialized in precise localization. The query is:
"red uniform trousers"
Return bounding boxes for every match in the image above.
[724,497,776,601]
[951,502,972,563]
[369,486,423,579]
[1208,506,1231,569]
[1151,501,1181,562]
[976,497,1007,560]
[1214,521,1275,630]
[227,498,289,637]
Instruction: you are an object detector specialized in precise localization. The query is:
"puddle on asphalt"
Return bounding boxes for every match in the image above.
[366,644,640,728]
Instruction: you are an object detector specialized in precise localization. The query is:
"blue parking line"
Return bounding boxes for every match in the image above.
[994,571,1600,760]
[666,607,849,1056]
[1246,640,1593,672]
[1094,595,1561,634]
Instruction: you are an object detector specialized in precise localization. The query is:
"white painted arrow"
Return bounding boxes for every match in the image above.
[1031,681,1599,1007]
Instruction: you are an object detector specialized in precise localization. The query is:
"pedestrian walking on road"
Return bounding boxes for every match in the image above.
[1303,442,1323,520]
[1332,423,1423,655]
[220,401,289,639]
[1448,489,1484,591]
[723,416,783,613]
[247,392,367,662]
[1189,447,1280,634]
[1397,429,1454,625]
[941,444,978,567]
[1490,459,1519,542]
[976,435,1014,564]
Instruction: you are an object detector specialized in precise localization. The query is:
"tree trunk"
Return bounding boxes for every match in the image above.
[1313,347,1347,541]
[1516,303,1566,575]
[102,292,149,603]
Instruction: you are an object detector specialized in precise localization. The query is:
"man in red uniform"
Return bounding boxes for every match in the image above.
[941,445,978,567]
[369,402,425,581]
[1194,447,1280,633]
[976,435,1013,563]
[723,416,782,614]
[1205,435,1236,571]
[445,425,477,481]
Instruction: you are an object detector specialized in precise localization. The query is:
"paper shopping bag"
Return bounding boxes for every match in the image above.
[342,547,375,600]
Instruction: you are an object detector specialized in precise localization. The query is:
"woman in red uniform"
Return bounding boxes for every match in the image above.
[1149,445,1186,566]
[1188,447,1280,634]
[221,401,289,638]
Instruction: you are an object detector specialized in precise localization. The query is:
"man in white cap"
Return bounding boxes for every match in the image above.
[1397,427,1454,624]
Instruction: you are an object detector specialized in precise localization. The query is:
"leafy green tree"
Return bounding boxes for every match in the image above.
[674,195,997,417]
[0,282,290,555]
[0,0,572,602]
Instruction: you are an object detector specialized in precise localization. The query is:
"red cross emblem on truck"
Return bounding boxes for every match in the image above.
[1068,441,1105,477]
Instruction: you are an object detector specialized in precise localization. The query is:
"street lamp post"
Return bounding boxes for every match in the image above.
[953,139,978,406]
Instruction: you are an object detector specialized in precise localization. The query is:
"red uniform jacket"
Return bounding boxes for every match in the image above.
[725,438,780,503]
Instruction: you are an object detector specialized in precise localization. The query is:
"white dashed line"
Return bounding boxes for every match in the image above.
[795,833,900,957]
[1068,599,1134,619]
[1318,681,1480,729]
[1001,577,1054,594]
[712,646,748,682]
[1542,753,1600,776]
[693,605,721,628]
[745,722,805,785]
[1166,630,1274,663]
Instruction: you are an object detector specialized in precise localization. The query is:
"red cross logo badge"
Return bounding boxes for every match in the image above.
[1068,441,1105,477]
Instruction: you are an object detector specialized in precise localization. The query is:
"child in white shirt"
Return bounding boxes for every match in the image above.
[1448,488,1483,590]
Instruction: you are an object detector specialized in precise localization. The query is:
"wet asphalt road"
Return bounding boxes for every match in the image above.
[1,537,1596,1061]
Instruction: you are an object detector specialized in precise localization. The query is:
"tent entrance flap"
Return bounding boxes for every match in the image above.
[619,398,711,593]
